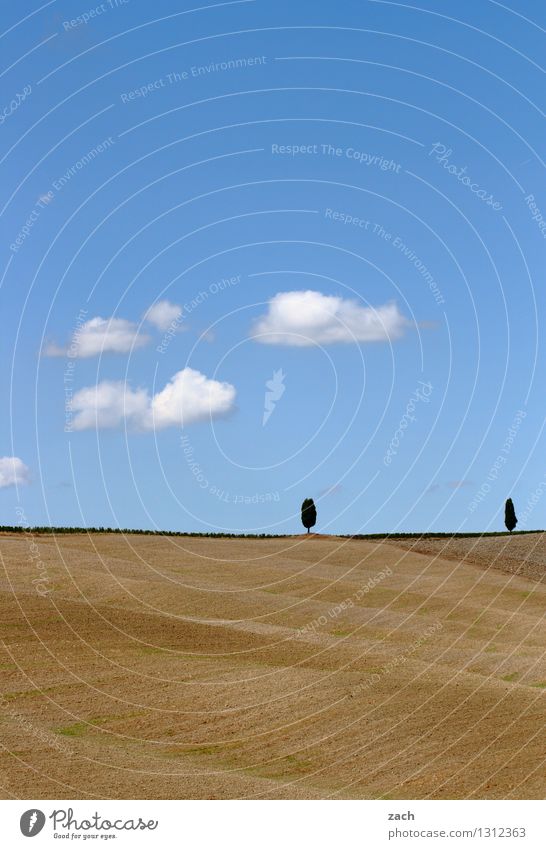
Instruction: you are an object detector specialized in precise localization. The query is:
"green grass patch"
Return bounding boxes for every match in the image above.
[57,722,88,737]
[56,712,143,737]
[187,745,218,756]
[246,753,314,780]
[163,740,241,760]
[140,646,177,655]
[3,688,45,701]
[501,672,519,683]
[90,712,143,724]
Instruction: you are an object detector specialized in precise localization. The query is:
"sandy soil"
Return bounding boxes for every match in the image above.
[0,533,544,800]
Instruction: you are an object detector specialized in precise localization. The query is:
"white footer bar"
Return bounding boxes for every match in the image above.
[2,799,543,848]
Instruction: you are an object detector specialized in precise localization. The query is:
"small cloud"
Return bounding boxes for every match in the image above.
[71,367,236,431]
[43,316,150,358]
[252,290,410,346]
[42,342,66,357]
[318,483,343,498]
[446,480,474,490]
[144,299,183,332]
[0,457,30,488]
[425,484,441,494]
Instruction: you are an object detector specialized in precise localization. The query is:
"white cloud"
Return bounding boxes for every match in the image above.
[71,368,236,431]
[0,457,30,488]
[252,290,409,346]
[144,300,183,331]
[70,382,149,431]
[44,317,150,358]
[149,368,235,429]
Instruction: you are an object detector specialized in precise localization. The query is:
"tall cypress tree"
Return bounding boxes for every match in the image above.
[505,498,517,533]
[301,498,317,534]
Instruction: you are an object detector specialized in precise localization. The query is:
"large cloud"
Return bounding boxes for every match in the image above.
[144,300,183,331]
[252,290,409,346]
[44,317,150,358]
[70,368,236,431]
[0,457,30,488]
[149,368,235,429]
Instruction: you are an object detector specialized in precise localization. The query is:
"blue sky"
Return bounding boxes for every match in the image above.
[1,0,544,534]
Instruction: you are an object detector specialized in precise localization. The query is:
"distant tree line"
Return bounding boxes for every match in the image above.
[0,526,281,538]
[0,497,527,538]
[0,525,539,539]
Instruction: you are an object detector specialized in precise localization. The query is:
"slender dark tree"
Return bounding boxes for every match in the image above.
[505,498,517,533]
[301,498,317,534]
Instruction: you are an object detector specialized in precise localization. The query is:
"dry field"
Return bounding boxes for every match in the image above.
[0,532,544,800]
[387,532,546,583]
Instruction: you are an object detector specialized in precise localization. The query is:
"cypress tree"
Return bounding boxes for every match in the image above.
[301,498,317,534]
[505,498,517,533]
